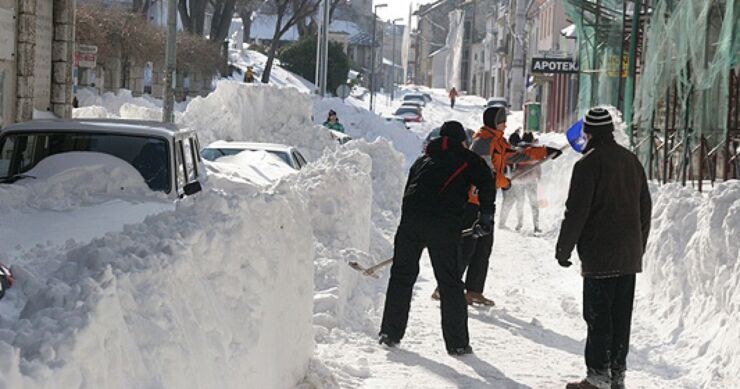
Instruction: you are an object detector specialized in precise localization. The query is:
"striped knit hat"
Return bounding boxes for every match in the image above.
[583,107,614,134]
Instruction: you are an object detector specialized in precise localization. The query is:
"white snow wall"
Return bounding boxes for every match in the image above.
[0,181,315,389]
[640,181,740,387]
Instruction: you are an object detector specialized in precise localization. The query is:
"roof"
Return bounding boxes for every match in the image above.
[1,119,185,138]
[204,140,293,153]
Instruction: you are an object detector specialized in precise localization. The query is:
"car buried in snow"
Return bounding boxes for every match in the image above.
[0,119,206,199]
[393,106,423,123]
[200,141,309,170]
[401,93,428,107]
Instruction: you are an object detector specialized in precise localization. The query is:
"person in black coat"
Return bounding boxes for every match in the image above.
[379,121,495,356]
[556,108,652,389]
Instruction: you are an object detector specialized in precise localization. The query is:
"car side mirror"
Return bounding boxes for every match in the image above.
[183,181,202,196]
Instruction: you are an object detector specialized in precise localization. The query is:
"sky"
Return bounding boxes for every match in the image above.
[372,0,438,28]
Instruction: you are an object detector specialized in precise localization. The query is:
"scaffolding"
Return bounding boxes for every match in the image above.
[565,0,740,190]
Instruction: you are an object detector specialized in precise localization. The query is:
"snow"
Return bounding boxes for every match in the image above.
[228,49,318,94]
[204,150,297,187]
[14,44,739,389]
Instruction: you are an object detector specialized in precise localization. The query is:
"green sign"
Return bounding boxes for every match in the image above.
[525,103,541,132]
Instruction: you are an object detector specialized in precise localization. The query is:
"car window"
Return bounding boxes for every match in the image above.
[188,137,200,178]
[0,136,15,176]
[201,148,243,161]
[295,151,307,167]
[395,107,419,115]
[0,132,171,192]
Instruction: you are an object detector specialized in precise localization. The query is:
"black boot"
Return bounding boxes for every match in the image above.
[378,333,399,348]
[447,345,473,356]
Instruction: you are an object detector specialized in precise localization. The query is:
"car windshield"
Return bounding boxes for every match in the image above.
[0,132,171,192]
[395,108,419,115]
[201,148,292,166]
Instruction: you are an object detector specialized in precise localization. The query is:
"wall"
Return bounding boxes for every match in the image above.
[0,0,16,127]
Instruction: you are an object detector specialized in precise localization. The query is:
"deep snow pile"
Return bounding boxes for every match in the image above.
[0,173,315,388]
[182,81,337,160]
[638,181,740,387]
[313,97,421,166]
[73,88,189,120]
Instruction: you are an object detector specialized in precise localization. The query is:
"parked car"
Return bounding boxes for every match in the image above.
[201,141,308,170]
[422,127,475,152]
[421,92,433,103]
[486,97,510,112]
[0,119,205,198]
[384,116,410,129]
[402,93,427,107]
[400,100,424,109]
[393,106,423,123]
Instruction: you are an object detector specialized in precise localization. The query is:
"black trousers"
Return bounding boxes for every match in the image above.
[583,275,636,375]
[380,215,469,350]
[459,203,493,293]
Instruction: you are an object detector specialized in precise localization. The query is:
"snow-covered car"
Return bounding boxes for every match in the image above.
[486,97,511,112]
[0,119,206,199]
[384,116,410,129]
[400,100,424,109]
[421,92,433,102]
[422,127,475,152]
[393,106,423,123]
[201,141,309,170]
[402,93,427,107]
[328,129,353,145]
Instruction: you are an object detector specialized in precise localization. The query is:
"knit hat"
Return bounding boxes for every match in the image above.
[439,121,467,143]
[583,107,614,134]
[483,106,507,128]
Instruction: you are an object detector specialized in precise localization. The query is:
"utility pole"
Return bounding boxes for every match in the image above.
[391,18,402,101]
[623,0,642,147]
[162,0,177,123]
[370,3,387,112]
[320,0,330,96]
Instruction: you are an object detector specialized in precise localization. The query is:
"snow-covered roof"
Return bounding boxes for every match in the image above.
[250,13,300,41]
[205,140,294,153]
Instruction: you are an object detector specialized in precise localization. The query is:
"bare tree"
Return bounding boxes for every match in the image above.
[296,0,345,37]
[178,0,208,35]
[132,0,152,15]
[236,0,259,43]
[261,0,321,83]
[209,0,238,43]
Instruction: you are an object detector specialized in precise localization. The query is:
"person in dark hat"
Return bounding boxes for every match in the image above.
[323,109,346,133]
[379,120,495,356]
[446,107,561,307]
[557,107,652,389]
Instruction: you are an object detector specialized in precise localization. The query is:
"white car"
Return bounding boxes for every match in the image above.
[200,141,309,170]
[402,93,427,107]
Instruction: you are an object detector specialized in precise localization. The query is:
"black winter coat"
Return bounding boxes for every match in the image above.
[402,136,495,222]
[556,134,652,277]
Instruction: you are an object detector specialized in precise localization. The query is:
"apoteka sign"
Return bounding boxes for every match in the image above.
[531,57,579,74]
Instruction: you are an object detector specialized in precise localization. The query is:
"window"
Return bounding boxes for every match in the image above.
[188,137,200,178]
[181,139,196,182]
[294,151,307,168]
[0,132,171,192]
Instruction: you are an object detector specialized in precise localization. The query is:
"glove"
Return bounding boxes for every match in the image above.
[476,213,494,236]
[546,147,563,160]
[555,248,572,268]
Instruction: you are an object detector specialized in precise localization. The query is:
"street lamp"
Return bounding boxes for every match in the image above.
[370,3,387,112]
[390,18,403,101]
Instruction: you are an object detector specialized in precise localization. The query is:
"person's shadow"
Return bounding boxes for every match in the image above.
[387,347,531,388]
[470,309,583,356]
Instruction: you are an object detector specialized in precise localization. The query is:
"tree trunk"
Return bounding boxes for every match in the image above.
[239,10,253,42]
[262,12,285,83]
[210,0,237,43]
[178,0,192,32]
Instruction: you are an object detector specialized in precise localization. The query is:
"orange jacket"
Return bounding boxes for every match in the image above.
[467,126,547,204]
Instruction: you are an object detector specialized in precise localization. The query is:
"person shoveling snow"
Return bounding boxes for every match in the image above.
[377,121,495,356]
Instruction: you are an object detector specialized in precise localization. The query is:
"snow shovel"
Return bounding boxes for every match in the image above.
[510,144,570,181]
[348,224,487,278]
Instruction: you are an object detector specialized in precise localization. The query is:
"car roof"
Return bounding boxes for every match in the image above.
[0,119,189,138]
[487,97,507,102]
[204,140,294,152]
[403,93,424,98]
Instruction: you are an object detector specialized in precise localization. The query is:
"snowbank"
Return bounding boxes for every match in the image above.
[74,88,189,120]
[313,96,420,166]
[0,176,315,389]
[229,49,317,94]
[183,81,337,160]
[638,181,740,387]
